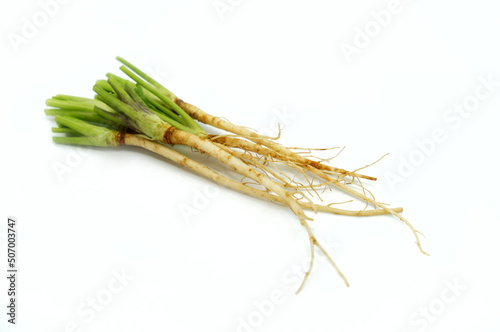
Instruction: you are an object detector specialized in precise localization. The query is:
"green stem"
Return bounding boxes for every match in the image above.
[45,108,99,121]
[53,136,109,147]
[52,127,80,135]
[150,109,197,134]
[55,116,109,137]
[46,99,95,112]
[116,56,177,100]
[135,85,189,126]
[93,106,139,132]
[93,85,136,117]
[95,80,115,93]
[94,84,168,140]
[118,65,205,135]
[107,74,138,107]
[52,116,120,147]
[45,108,117,128]
[50,95,116,113]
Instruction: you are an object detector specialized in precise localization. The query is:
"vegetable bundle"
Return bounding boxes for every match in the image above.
[45,57,427,293]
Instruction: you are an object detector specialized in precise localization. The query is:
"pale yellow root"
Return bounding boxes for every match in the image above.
[125,131,349,291]
[129,127,421,288]
[295,230,350,294]
[167,100,427,286]
[167,129,343,291]
[175,100,377,181]
[306,165,429,255]
[123,135,403,217]
[210,135,376,181]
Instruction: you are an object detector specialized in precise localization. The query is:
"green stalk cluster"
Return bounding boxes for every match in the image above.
[45,57,206,146]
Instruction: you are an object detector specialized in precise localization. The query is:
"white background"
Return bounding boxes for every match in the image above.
[2,0,500,331]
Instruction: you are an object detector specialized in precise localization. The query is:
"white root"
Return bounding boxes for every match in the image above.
[124,136,404,216]
[176,100,377,181]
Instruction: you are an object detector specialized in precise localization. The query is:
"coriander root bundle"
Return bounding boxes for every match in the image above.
[45,57,428,293]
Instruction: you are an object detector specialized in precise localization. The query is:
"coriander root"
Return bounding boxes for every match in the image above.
[45,56,428,293]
